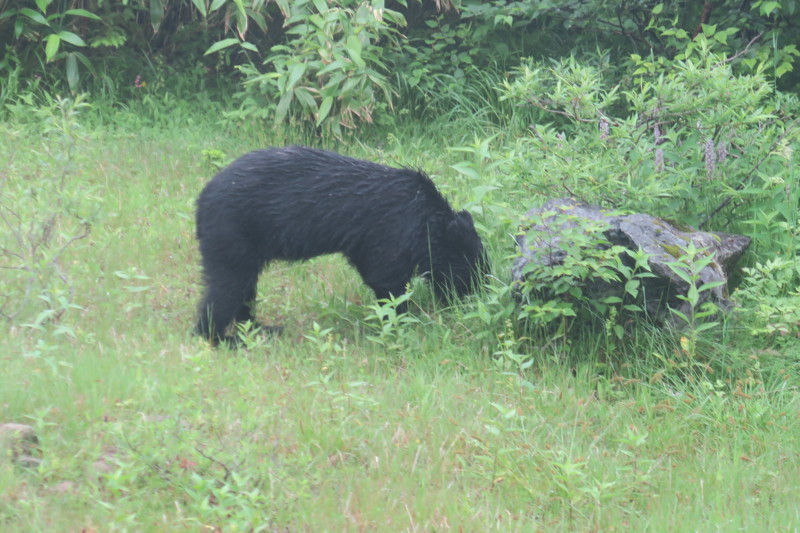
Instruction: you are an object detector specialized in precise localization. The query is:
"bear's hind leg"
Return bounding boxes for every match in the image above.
[196,262,259,345]
[233,282,258,324]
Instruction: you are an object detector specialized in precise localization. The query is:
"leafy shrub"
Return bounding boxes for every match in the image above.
[0,94,97,347]
[390,16,492,117]
[733,257,800,345]
[452,31,798,348]
[497,38,800,248]
[513,210,652,339]
[0,1,102,92]
[230,0,405,137]
[453,0,799,87]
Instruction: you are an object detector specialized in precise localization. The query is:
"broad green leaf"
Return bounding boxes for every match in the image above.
[561,307,577,317]
[286,62,307,89]
[686,285,699,304]
[316,96,333,126]
[20,8,48,25]
[346,35,364,67]
[624,279,640,297]
[694,321,720,332]
[294,87,317,111]
[71,50,92,72]
[308,13,324,30]
[312,0,328,13]
[233,0,247,38]
[318,59,347,76]
[701,23,717,36]
[494,14,512,26]
[66,53,79,92]
[248,9,268,32]
[190,0,207,17]
[64,8,102,20]
[274,0,291,17]
[324,71,346,88]
[286,24,309,35]
[204,38,239,55]
[58,31,86,47]
[340,75,360,95]
[669,308,689,323]
[776,62,793,78]
[45,33,60,61]
[240,41,258,53]
[274,91,294,124]
[450,162,480,179]
[668,266,692,285]
[150,0,164,32]
[209,0,227,12]
[698,280,726,292]
[759,1,781,15]
[34,0,52,13]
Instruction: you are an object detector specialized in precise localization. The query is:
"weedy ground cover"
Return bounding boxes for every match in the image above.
[0,96,798,531]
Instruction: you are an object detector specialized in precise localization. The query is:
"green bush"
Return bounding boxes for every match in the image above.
[497,39,800,247]
[513,210,650,339]
[0,1,102,92]
[229,0,405,137]
[0,93,97,351]
[444,32,798,350]
[733,257,800,345]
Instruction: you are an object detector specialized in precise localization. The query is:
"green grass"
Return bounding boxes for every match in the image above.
[1,99,799,531]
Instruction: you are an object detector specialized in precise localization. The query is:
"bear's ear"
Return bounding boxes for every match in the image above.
[457,210,473,224]
[446,210,476,247]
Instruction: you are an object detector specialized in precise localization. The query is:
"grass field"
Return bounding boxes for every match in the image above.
[1,99,798,531]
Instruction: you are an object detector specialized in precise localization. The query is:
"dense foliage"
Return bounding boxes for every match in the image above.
[3,0,800,355]
[2,2,800,530]
[2,1,799,126]
[2,0,798,351]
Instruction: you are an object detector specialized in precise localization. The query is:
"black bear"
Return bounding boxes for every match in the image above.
[194,146,486,345]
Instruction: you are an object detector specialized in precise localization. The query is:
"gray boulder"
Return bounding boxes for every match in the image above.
[513,198,751,323]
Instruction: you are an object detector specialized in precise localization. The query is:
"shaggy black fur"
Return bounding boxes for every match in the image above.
[194,146,486,345]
